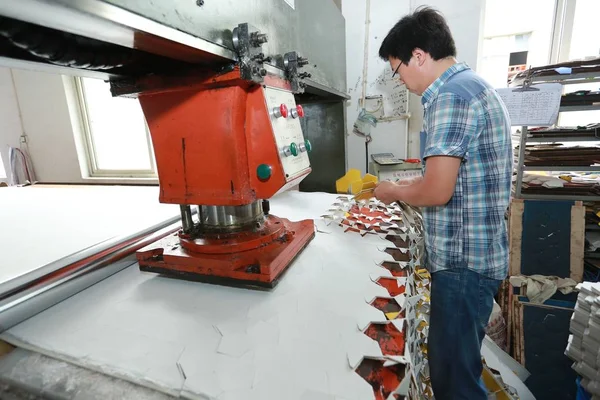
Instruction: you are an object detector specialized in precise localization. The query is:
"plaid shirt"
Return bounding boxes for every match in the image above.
[421,63,512,280]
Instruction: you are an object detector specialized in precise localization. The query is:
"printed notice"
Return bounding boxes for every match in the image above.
[496,83,562,127]
[283,0,295,9]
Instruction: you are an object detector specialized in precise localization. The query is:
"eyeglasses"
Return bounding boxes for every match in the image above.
[391,63,401,78]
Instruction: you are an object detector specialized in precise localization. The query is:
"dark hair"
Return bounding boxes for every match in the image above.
[378,6,456,64]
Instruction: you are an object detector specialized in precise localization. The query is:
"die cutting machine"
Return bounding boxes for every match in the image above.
[132,49,317,288]
[0,0,348,288]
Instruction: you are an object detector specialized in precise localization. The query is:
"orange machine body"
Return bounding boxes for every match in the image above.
[135,70,315,288]
[138,71,309,206]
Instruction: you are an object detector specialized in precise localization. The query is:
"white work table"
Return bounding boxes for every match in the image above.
[0,185,180,291]
[1,188,396,400]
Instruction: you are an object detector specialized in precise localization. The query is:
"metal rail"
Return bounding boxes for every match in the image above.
[0,219,181,332]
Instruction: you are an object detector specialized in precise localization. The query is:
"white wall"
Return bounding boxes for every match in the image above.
[0,68,24,182]
[2,69,156,185]
[342,0,485,173]
[2,0,484,183]
[11,70,85,183]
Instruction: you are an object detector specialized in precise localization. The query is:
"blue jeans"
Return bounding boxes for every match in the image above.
[428,268,502,400]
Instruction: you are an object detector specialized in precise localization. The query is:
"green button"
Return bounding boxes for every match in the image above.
[290,142,298,157]
[257,164,272,181]
[305,139,312,152]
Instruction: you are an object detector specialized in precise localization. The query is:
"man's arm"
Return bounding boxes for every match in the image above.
[397,176,423,186]
[374,156,461,207]
[375,91,476,207]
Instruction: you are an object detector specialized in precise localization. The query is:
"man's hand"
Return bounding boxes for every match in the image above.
[374,181,399,204]
[377,156,461,207]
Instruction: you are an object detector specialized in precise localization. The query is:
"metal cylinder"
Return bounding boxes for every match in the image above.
[197,201,264,233]
[0,220,181,333]
[180,205,194,234]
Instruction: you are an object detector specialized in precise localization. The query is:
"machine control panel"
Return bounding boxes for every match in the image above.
[263,87,311,181]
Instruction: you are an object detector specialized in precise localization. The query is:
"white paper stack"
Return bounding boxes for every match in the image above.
[566,282,600,397]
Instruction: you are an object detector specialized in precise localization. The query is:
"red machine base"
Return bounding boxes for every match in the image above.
[136,216,315,289]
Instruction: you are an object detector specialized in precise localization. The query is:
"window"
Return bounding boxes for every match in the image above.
[76,77,156,178]
[479,0,557,88]
[558,0,600,127]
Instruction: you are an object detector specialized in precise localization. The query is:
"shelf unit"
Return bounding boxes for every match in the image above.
[513,71,600,202]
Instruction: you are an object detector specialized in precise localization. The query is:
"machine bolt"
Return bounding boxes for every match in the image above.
[298,56,309,67]
[290,108,298,119]
[196,0,204,6]
[259,68,267,76]
[251,32,268,47]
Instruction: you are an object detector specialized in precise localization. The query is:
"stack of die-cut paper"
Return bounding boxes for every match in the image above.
[321,195,433,399]
[566,282,600,398]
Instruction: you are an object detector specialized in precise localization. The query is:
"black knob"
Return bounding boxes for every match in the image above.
[259,69,267,76]
[262,200,270,215]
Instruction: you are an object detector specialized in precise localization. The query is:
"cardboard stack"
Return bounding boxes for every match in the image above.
[566,282,600,398]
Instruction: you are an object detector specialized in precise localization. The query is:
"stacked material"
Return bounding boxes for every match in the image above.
[528,124,600,141]
[562,91,600,107]
[520,172,600,197]
[523,144,600,168]
[510,57,600,86]
[323,197,431,399]
[566,282,600,398]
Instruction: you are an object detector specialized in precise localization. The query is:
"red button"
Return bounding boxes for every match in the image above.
[280,104,288,118]
[296,105,305,118]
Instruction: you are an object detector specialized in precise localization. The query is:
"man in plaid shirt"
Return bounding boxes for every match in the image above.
[374,7,512,400]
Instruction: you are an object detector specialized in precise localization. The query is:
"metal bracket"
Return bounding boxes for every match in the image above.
[232,22,269,83]
[283,51,310,93]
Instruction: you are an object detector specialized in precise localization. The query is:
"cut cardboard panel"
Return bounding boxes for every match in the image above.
[375,277,406,297]
[354,357,406,400]
[383,248,411,262]
[384,234,409,248]
[363,174,378,184]
[336,169,362,193]
[363,322,406,356]
[350,179,366,195]
[385,312,401,320]
[369,297,403,320]
[378,262,409,278]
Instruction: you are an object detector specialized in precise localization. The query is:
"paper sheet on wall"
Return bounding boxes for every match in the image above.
[496,83,563,127]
